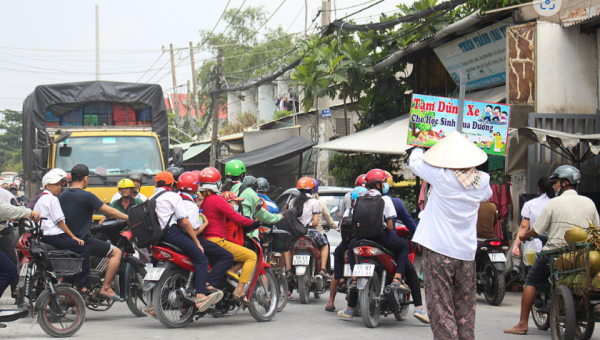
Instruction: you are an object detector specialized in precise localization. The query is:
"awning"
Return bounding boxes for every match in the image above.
[314,115,412,155]
[514,127,600,164]
[465,86,506,103]
[219,136,314,167]
[183,143,210,161]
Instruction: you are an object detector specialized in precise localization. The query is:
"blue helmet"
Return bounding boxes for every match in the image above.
[351,186,368,200]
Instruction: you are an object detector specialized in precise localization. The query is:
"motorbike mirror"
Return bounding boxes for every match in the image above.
[330,206,339,215]
[255,199,265,213]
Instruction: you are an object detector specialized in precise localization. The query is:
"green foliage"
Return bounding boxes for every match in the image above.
[400,184,418,214]
[219,111,257,135]
[329,152,403,188]
[0,110,23,172]
[273,110,293,120]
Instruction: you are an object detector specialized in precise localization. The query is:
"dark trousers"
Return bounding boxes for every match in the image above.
[161,227,208,294]
[42,234,91,288]
[198,236,234,287]
[348,231,410,276]
[333,243,346,279]
[0,229,18,295]
[0,249,17,298]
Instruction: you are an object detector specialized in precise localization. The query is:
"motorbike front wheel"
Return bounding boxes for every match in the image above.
[275,270,288,312]
[248,270,279,322]
[152,269,195,328]
[483,260,505,306]
[37,285,86,337]
[531,295,550,331]
[126,275,151,317]
[359,272,381,328]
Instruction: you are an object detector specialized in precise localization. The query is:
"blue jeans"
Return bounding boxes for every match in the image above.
[42,234,91,288]
[161,227,208,294]
[348,231,409,276]
[198,236,234,287]
[0,249,16,298]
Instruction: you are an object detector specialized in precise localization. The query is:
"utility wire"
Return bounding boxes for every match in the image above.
[336,0,385,22]
[286,2,306,33]
[137,51,166,82]
[222,46,299,76]
[331,0,471,32]
[321,0,379,12]
[219,0,247,38]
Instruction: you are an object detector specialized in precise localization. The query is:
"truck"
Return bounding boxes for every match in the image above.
[22,80,183,221]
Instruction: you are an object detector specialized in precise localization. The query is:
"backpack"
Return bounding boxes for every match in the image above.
[129,190,174,248]
[340,213,354,244]
[352,194,386,239]
[275,206,307,239]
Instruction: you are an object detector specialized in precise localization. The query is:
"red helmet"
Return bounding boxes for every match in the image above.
[365,169,391,186]
[192,170,202,180]
[297,177,316,191]
[198,167,222,184]
[355,174,366,187]
[177,172,200,192]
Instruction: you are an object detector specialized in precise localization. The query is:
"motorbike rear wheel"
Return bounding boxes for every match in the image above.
[248,270,278,322]
[394,293,410,321]
[37,285,86,337]
[274,270,288,312]
[531,295,550,331]
[298,260,313,304]
[483,260,505,306]
[359,272,381,328]
[153,269,195,328]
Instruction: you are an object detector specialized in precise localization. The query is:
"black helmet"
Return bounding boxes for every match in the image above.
[166,167,182,181]
[127,170,143,182]
[243,175,258,190]
[257,177,269,192]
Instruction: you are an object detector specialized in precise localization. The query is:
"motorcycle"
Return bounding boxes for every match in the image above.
[352,226,416,328]
[87,219,149,316]
[12,218,86,337]
[475,237,507,306]
[289,234,330,304]
[145,226,278,327]
[258,224,291,313]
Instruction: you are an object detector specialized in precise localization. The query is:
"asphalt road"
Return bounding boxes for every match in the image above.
[1,284,596,340]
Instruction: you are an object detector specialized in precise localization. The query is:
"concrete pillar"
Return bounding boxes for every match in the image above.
[227,92,241,123]
[258,84,275,123]
[241,89,258,118]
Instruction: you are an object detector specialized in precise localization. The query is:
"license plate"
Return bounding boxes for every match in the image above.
[19,263,28,277]
[144,267,165,281]
[352,264,375,277]
[293,255,310,266]
[343,264,352,277]
[489,253,506,262]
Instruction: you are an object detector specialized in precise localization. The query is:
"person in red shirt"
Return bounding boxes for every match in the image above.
[197,167,259,305]
[222,191,246,246]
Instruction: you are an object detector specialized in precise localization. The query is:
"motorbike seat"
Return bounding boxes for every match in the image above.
[40,242,58,252]
[354,240,396,258]
[157,242,184,254]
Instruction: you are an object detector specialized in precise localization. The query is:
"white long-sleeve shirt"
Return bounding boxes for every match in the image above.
[409,148,493,261]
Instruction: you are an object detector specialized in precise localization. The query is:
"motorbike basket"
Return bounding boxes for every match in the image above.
[47,250,84,277]
[271,229,293,252]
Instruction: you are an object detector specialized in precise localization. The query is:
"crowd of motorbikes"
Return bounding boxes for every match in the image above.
[0,203,511,337]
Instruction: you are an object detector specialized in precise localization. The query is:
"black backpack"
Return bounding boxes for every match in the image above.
[129,190,173,248]
[340,213,354,244]
[352,194,385,239]
[275,206,308,239]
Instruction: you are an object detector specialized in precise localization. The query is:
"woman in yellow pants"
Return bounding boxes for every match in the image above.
[197,167,258,304]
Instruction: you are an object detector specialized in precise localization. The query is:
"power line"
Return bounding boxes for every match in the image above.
[252,0,288,35]
[336,0,385,22]
[222,46,299,76]
[286,2,306,33]
[322,0,380,12]
[137,51,166,82]
[219,0,247,37]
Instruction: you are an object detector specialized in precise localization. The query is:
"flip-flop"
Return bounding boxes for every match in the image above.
[231,293,251,307]
[75,286,93,298]
[325,305,336,312]
[503,327,527,335]
[143,308,157,319]
[99,293,124,302]
[196,293,223,312]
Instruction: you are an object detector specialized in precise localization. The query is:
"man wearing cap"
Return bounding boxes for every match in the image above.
[110,170,147,203]
[505,165,599,335]
[409,131,493,340]
[59,164,129,301]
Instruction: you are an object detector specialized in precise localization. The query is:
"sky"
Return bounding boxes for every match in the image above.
[0,0,414,111]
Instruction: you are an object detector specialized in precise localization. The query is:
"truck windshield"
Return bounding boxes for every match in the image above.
[55,136,163,175]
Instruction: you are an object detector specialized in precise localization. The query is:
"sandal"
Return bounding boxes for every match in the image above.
[336,279,347,293]
[143,307,157,319]
[325,305,336,312]
[318,269,331,280]
[206,284,222,295]
[231,292,251,307]
[75,286,93,298]
[391,277,411,293]
[99,293,124,302]
[286,269,294,282]
[196,293,223,312]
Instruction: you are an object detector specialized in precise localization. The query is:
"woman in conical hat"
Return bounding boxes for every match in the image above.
[409,130,493,340]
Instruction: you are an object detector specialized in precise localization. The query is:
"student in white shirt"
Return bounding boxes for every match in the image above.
[35,169,91,297]
[409,131,492,340]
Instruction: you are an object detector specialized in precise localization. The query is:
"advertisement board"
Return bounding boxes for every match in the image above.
[407,94,511,156]
[434,19,513,91]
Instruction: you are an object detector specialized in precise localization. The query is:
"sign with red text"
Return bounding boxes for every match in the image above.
[407,94,511,156]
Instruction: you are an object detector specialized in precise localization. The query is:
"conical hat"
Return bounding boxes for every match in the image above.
[422,130,488,169]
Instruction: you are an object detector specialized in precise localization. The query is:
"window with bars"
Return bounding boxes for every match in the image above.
[335,118,351,137]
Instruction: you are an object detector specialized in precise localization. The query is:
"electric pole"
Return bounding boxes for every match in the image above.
[95,5,100,80]
[209,48,223,167]
[189,42,198,112]
[170,43,180,118]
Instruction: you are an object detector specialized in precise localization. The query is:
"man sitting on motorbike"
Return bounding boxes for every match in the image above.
[338,168,411,318]
[35,169,91,298]
[177,172,233,299]
[59,164,128,301]
[505,165,600,335]
[256,177,279,214]
[198,167,260,305]
[285,177,330,280]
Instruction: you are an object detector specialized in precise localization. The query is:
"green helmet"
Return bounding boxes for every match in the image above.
[549,165,581,185]
[225,160,246,177]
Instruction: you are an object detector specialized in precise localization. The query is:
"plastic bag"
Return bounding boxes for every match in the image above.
[523,240,540,267]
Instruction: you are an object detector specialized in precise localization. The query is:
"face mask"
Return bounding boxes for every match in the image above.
[383,182,390,194]
[233,205,239,212]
